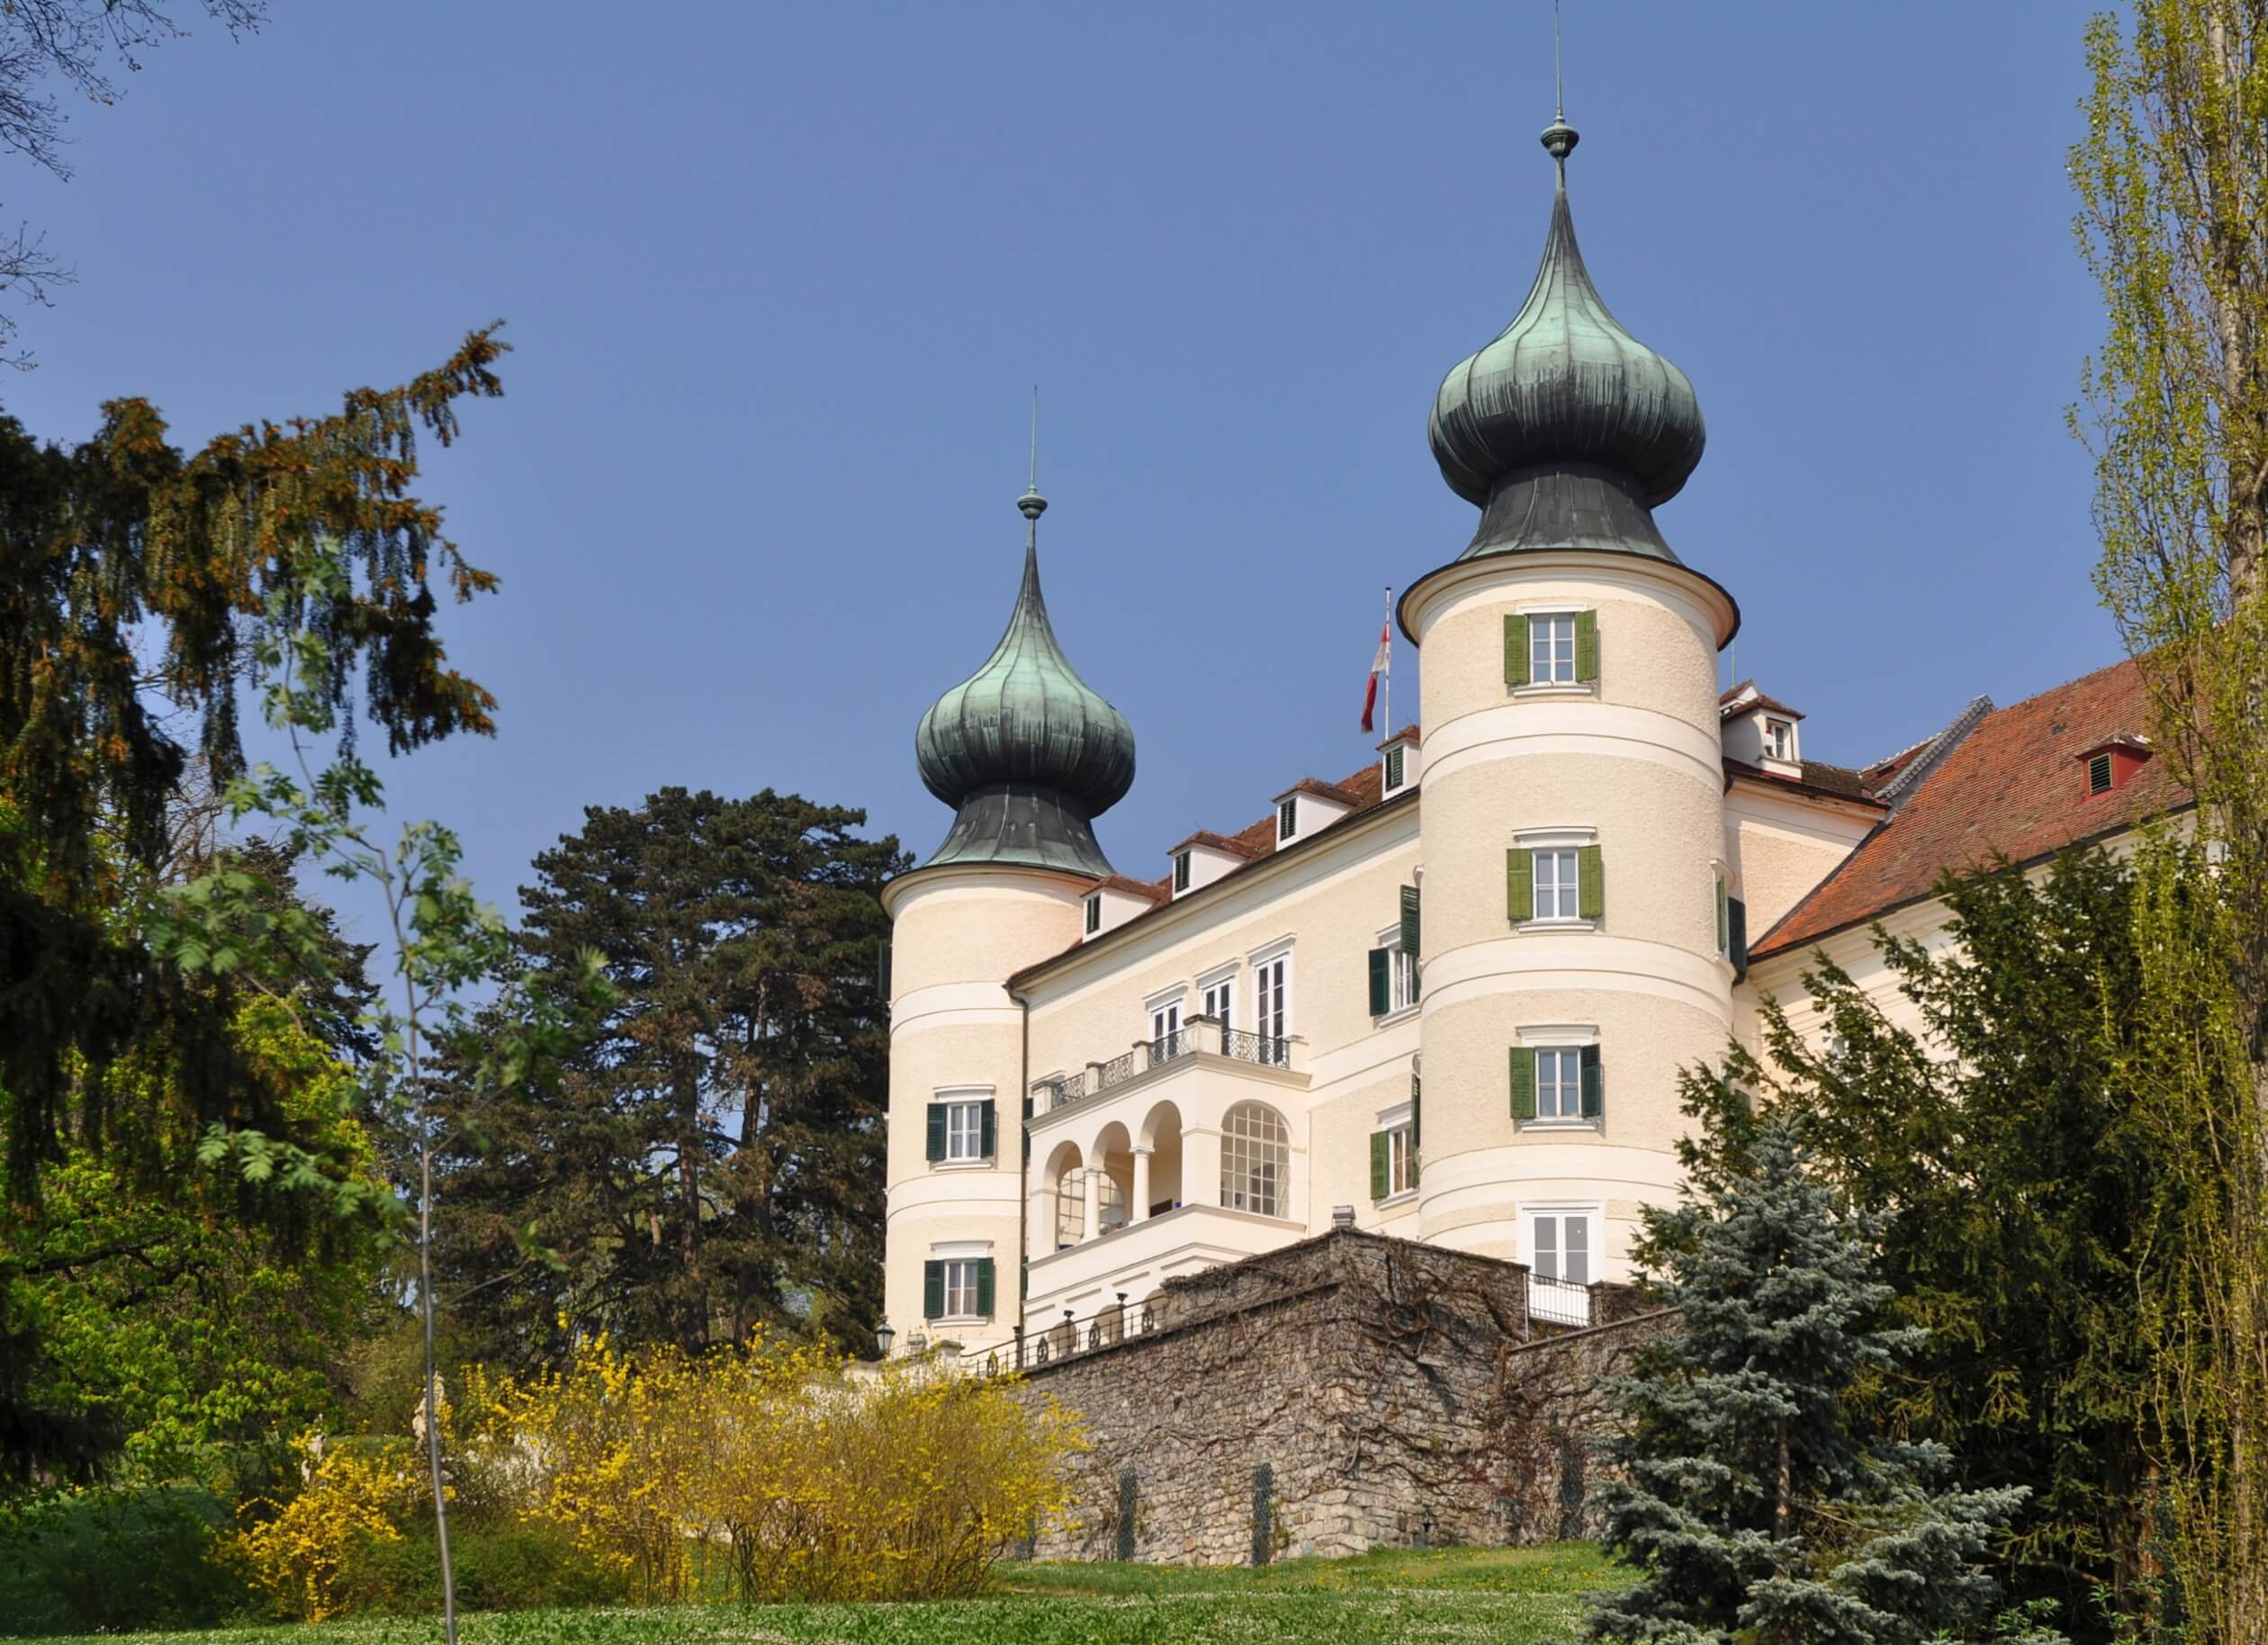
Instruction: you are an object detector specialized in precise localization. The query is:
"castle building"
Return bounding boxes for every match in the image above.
[877,116,2183,1358]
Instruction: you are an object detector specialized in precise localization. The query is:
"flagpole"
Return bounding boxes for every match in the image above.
[1381,586,1392,742]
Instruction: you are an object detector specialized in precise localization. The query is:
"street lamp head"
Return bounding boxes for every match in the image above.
[874,1321,896,1356]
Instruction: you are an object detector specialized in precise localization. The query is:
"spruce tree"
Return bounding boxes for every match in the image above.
[1585,1116,2036,1645]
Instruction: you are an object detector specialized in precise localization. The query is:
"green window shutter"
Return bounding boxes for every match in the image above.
[980,1099,998,1160]
[1370,1131,1390,1200]
[1580,1044,1604,1119]
[922,1261,945,1320]
[877,939,892,1001]
[1715,876,1730,954]
[1510,1047,1536,1121]
[1729,897,1750,984]
[976,1258,996,1319]
[1504,613,1531,687]
[1400,884,1421,960]
[1367,947,1390,1016]
[1574,609,1600,682]
[1507,847,1534,922]
[925,1104,948,1163]
[1578,844,1605,921]
[1410,1073,1421,1151]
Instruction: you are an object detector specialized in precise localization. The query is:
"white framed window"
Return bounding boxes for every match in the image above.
[943,1099,986,1161]
[940,1259,981,1317]
[1534,848,1580,921]
[1531,614,1578,686]
[1148,996,1183,1044]
[1221,1101,1289,1216]
[1386,1124,1415,1195]
[1535,1047,1584,1120]
[1056,1175,1085,1248]
[1084,894,1102,935]
[1766,717,1796,761]
[1527,1209,1591,1282]
[1253,947,1292,1063]
[1372,925,1417,1017]
[1277,797,1299,841]
[1201,969,1237,1029]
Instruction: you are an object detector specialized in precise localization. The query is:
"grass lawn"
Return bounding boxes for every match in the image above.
[27,1542,1621,1645]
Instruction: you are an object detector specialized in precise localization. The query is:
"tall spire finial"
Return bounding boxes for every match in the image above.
[1018,385,1048,531]
[1541,0,1579,165]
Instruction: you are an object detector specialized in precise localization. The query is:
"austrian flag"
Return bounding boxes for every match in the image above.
[1360,615,1391,734]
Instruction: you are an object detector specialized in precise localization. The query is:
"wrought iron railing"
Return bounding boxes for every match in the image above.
[1526,1272,1593,1328]
[1223,1029,1291,1067]
[949,1293,1161,1377]
[1148,1028,1190,1067]
[1030,1028,1292,1120]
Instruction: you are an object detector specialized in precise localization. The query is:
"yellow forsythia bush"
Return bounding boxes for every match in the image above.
[490,1334,1084,1603]
[223,1434,421,1621]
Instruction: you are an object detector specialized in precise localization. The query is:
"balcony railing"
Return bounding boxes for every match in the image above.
[947,1294,1159,1377]
[1526,1272,1593,1328]
[1030,1021,1294,1119]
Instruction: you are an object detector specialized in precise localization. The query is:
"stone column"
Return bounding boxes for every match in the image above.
[1082,1167,1102,1242]
[1131,1146,1153,1222]
[1183,1126,1224,1210]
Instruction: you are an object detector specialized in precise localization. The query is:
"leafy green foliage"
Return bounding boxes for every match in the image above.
[1677,852,2153,1637]
[1589,1116,2032,1645]
[0,1485,258,1635]
[431,787,904,1367]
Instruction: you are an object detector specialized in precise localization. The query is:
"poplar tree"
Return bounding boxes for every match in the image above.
[2073,6,2268,1636]
[1583,1117,2030,1645]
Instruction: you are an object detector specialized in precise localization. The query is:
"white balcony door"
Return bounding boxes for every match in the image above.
[1202,976,1235,1029]
[1149,1001,1181,1042]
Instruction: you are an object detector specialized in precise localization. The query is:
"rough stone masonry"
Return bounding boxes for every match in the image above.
[993,1228,1670,1565]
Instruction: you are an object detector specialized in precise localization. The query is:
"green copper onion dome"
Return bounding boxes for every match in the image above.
[914,487,1135,877]
[1427,118,1706,563]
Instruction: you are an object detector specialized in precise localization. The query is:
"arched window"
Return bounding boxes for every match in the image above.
[1220,1101,1289,1217]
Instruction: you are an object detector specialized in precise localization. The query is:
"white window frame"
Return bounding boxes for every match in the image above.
[1220,1101,1290,1217]
[1198,963,1238,1031]
[1145,984,1186,1048]
[1515,1023,1599,1130]
[1524,1198,1597,1307]
[1765,716,1796,761]
[1515,603,1593,696]
[932,1084,994,1166]
[1531,612,1578,686]
[1532,847,1580,921]
[942,1099,986,1161]
[1250,939,1294,1060]
[1375,1100,1418,1202]
[1534,1046,1584,1121]
[1373,923,1418,1019]
[1513,826,1598,930]
[940,1258,981,1318]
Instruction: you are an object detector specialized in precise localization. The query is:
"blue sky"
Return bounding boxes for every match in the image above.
[9,2,2107,923]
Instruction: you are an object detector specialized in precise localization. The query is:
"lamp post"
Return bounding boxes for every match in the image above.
[874,1321,896,1357]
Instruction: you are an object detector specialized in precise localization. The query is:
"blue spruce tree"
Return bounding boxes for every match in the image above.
[1583,1115,2049,1645]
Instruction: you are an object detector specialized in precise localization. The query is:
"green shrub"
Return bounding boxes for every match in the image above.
[0,1486,262,1634]
[337,1522,632,1615]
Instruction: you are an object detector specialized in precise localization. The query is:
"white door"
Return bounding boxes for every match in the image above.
[1254,956,1288,1063]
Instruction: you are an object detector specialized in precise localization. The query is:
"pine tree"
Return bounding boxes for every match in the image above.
[1584,1116,2036,1645]
[431,787,904,1367]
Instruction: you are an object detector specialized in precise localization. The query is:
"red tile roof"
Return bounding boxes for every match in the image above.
[1094,874,1170,903]
[1750,656,2189,959]
[1274,776,1363,805]
[1166,829,1266,860]
[1721,681,1805,719]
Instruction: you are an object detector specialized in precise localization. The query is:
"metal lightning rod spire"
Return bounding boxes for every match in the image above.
[1019,385,1047,539]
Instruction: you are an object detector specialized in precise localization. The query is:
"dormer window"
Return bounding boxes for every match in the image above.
[1384,743,1406,792]
[2077,734,2151,799]
[1084,893,1102,935]
[1765,717,1796,762]
[1278,798,1299,841]
[1173,850,1192,894]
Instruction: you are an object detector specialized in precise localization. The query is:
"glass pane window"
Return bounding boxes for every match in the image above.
[1532,615,1577,685]
[1150,1001,1181,1043]
[1388,942,1416,1012]
[1534,849,1580,920]
[1255,955,1290,1060]
[944,1101,985,1161]
[1530,1212,1592,1284]
[1536,1047,1583,1119]
[1056,1177,1085,1248]
[1766,718,1795,760]
[941,1259,979,1317]
[1202,976,1235,1028]
[1388,1125,1415,1195]
[1221,1101,1289,1216]
[1084,895,1101,934]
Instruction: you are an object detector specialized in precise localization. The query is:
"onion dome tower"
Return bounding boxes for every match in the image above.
[1401,104,1739,1284]
[914,481,1136,879]
[1426,116,1707,564]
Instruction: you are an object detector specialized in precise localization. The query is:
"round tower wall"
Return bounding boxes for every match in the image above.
[881,866,1087,1351]
[1407,554,1734,1279]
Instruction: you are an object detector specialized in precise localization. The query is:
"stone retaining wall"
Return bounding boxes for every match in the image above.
[1004,1228,1666,1564]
